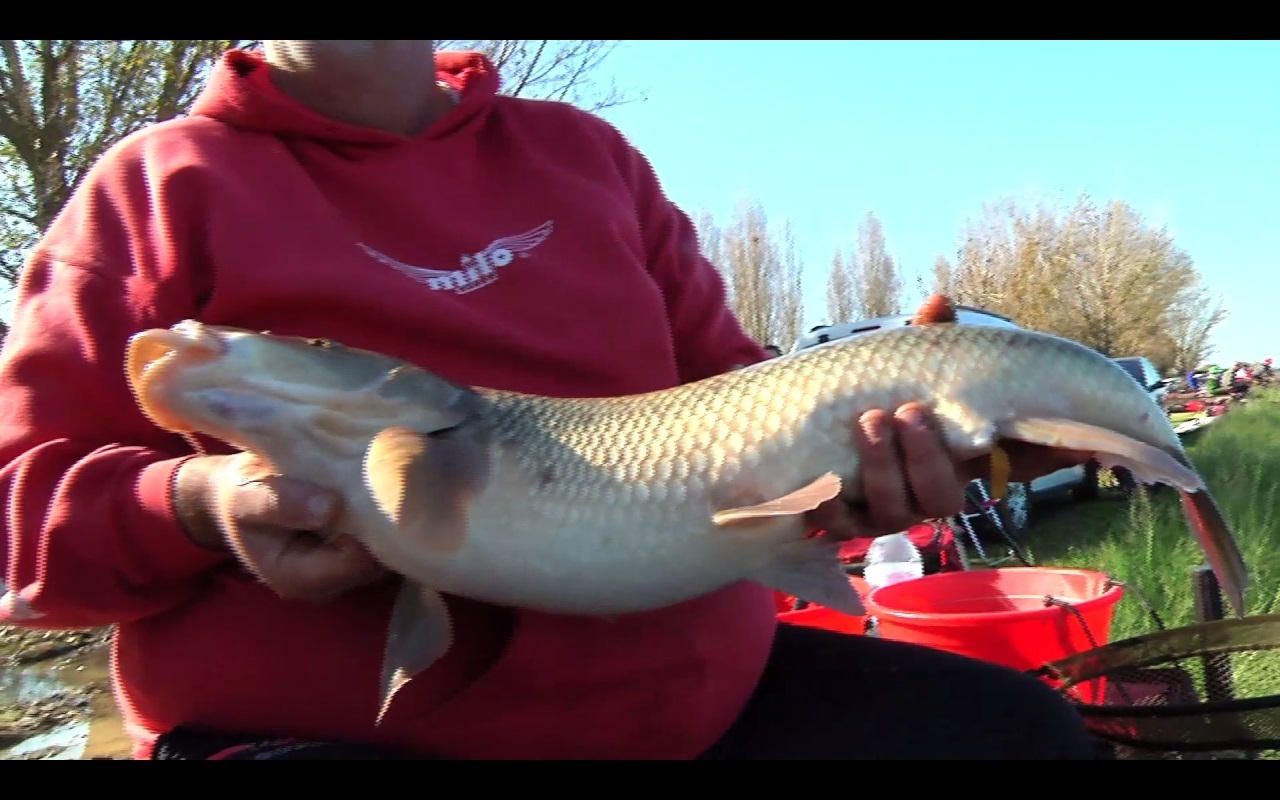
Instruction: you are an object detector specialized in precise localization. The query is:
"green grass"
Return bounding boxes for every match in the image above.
[1017,389,1280,719]
[1025,390,1280,632]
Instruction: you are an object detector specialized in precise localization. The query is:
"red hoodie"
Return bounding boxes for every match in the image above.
[0,49,777,759]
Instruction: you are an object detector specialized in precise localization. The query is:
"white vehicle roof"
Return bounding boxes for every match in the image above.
[791,305,1020,352]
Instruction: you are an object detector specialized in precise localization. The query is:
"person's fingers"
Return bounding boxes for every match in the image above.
[229,472,340,532]
[893,404,966,520]
[852,409,906,500]
[243,530,388,602]
[851,409,917,533]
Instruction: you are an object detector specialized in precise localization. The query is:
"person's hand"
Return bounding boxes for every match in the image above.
[807,402,1092,540]
[173,452,389,602]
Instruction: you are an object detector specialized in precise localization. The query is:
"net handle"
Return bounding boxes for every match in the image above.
[1038,579,1152,706]
[1029,576,1165,681]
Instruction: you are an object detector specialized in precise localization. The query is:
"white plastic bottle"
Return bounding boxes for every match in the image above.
[863,532,925,590]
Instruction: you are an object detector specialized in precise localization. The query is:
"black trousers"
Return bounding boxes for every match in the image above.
[153,623,1113,760]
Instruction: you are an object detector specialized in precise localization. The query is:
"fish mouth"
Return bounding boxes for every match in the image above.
[126,321,229,434]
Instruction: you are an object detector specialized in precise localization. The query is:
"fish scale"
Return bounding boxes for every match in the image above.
[479,324,980,511]
[124,304,1250,724]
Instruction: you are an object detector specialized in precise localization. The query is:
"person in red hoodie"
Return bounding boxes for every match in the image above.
[0,41,1104,760]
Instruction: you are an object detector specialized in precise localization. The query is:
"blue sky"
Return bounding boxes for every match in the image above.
[593,40,1278,363]
[1,41,1272,363]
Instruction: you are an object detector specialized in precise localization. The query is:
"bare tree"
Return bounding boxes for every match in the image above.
[1061,199,1206,359]
[774,219,804,347]
[931,254,953,296]
[824,213,902,324]
[1155,286,1228,374]
[854,213,902,318]
[0,40,253,302]
[913,254,954,309]
[916,250,957,300]
[944,193,1224,368]
[693,210,723,271]
[438,40,639,112]
[949,198,1049,320]
[0,39,639,338]
[700,199,804,348]
[826,250,857,324]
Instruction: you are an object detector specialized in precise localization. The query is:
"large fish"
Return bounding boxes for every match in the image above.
[124,297,1248,723]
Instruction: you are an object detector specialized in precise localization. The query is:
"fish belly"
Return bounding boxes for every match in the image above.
[414,496,794,615]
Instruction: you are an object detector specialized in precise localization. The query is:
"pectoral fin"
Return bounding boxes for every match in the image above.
[377,580,454,726]
[998,417,1202,491]
[712,473,843,526]
[363,425,492,554]
[753,535,866,616]
[374,366,486,433]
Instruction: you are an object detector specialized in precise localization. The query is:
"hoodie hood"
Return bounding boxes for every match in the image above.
[188,48,500,146]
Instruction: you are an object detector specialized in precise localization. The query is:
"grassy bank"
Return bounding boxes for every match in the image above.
[1017,389,1280,726]
[1023,389,1280,639]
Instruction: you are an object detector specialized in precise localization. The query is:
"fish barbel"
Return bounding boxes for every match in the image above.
[124,298,1249,723]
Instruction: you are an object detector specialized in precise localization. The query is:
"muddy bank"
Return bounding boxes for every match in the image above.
[0,625,129,760]
[0,626,110,667]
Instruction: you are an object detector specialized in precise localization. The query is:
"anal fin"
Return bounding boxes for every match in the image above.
[377,580,454,726]
[712,472,842,527]
[753,536,866,616]
[999,417,1202,491]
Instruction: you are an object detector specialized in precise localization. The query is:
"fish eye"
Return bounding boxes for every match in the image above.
[305,338,341,349]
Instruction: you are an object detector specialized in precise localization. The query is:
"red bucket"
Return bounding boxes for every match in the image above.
[776,576,872,635]
[864,568,1123,702]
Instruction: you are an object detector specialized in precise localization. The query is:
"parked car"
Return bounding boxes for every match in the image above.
[1070,355,1177,500]
[1112,356,1172,404]
[790,305,1020,352]
[1006,356,1175,517]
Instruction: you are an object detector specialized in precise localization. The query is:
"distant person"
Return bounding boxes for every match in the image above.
[1232,364,1252,398]
[1205,369,1223,395]
[0,40,1100,761]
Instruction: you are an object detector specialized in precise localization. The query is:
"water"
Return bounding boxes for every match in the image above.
[0,667,65,706]
[4,722,92,760]
[0,646,130,760]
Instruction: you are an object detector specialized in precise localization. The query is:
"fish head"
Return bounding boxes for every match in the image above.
[126,320,482,463]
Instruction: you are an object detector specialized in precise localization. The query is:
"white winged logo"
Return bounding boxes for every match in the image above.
[358,220,555,295]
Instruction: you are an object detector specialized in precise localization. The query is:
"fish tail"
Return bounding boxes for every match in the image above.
[1179,488,1249,618]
